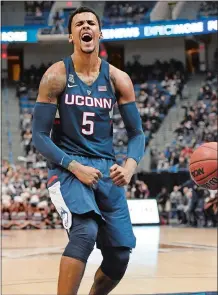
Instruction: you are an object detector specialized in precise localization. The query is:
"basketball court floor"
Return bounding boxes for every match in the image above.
[2,226,217,295]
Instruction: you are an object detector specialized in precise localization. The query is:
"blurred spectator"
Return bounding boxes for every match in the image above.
[156,187,170,224]
[170,185,182,218]
[175,187,189,224]
[135,180,150,199]
[22,128,33,156]
[204,191,218,227]
[35,5,42,17]
[51,10,65,34]
[126,180,150,199]
[157,152,170,171]
[182,187,194,225]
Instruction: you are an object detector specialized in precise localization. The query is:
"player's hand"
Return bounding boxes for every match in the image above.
[69,161,102,187]
[110,164,132,186]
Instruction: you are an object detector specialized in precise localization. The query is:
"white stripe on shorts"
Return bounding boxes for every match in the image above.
[48,181,72,230]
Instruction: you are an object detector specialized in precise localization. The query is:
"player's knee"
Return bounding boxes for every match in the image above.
[63,215,98,263]
[101,247,130,280]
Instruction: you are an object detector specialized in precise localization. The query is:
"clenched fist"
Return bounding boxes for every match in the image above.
[110,164,133,187]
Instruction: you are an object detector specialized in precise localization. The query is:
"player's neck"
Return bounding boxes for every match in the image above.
[72,50,100,74]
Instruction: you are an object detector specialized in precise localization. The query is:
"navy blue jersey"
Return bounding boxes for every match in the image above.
[52,56,117,160]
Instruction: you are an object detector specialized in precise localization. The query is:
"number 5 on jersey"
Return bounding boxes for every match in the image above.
[82,112,95,135]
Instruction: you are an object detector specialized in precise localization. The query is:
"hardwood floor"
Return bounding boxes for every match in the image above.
[2,226,217,294]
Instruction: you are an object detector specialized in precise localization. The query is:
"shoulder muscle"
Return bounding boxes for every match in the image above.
[109,64,135,105]
[37,61,66,104]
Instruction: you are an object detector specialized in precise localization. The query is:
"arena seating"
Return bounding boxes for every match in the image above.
[25,1,54,25]
[2,157,62,230]
[38,2,156,35]
[198,1,218,19]
[102,1,155,26]
[150,71,217,173]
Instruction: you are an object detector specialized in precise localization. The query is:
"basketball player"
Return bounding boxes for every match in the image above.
[32,6,145,295]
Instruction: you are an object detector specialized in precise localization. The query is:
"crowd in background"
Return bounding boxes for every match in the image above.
[150,71,218,172]
[198,1,218,18]
[103,1,154,25]
[2,159,63,230]
[126,179,218,228]
[25,1,53,25]
[2,157,217,230]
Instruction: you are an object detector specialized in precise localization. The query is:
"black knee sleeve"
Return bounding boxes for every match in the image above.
[63,214,98,263]
[101,247,130,280]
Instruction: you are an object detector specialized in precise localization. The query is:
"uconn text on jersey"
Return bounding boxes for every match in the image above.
[65,94,112,109]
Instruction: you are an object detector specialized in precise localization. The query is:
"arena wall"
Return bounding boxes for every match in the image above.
[114,37,186,65]
[23,43,72,68]
[208,33,217,70]
[2,1,25,26]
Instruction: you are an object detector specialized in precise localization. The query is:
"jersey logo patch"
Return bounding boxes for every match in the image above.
[68,74,77,88]
[68,74,75,83]
[87,90,91,95]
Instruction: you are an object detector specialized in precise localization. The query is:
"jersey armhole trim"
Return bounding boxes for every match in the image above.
[105,61,117,101]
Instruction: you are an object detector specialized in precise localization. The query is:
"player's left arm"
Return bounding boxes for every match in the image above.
[109,65,145,186]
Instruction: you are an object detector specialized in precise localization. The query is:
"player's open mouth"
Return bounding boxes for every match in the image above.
[81,33,93,42]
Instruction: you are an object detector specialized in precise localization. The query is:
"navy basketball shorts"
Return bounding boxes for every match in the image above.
[47,156,136,249]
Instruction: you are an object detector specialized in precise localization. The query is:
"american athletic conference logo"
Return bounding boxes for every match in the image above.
[68,74,75,84]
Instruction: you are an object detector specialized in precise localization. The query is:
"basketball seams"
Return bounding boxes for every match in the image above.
[199,145,217,152]
[198,145,218,152]
[194,168,218,182]
[189,158,217,165]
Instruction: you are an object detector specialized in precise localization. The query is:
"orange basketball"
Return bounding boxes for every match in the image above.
[189,142,218,190]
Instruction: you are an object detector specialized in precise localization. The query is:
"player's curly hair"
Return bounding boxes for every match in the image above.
[68,6,101,34]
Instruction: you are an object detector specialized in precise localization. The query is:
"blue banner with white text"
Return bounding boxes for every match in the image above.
[1,18,217,43]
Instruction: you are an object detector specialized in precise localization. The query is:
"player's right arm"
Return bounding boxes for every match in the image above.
[32,62,102,186]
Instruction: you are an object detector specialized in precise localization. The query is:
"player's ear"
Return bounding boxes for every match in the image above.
[69,34,73,44]
[99,31,103,40]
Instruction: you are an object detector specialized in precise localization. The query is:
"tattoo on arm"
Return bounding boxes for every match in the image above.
[38,62,66,104]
